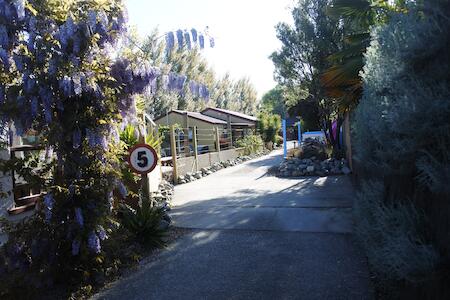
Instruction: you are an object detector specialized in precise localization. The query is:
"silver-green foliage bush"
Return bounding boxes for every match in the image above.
[353,1,450,283]
[354,181,438,282]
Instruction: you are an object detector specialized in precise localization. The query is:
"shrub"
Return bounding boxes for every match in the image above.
[257,113,281,144]
[119,197,167,248]
[353,1,450,295]
[236,135,264,155]
[354,182,438,282]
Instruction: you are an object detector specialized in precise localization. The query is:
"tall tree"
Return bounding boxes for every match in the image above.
[260,86,286,117]
[271,0,344,151]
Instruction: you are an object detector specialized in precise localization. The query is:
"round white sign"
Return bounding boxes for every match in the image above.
[128,144,158,174]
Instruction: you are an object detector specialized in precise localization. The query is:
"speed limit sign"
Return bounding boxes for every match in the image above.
[128,144,158,174]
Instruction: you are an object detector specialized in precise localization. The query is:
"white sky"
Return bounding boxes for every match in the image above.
[125,0,294,98]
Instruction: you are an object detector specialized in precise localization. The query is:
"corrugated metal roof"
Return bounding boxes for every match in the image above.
[172,110,227,124]
[202,107,258,122]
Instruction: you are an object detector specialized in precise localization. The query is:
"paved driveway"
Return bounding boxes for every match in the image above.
[95,149,372,300]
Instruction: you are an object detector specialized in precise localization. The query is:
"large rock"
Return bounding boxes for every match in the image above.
[296,139,328,160]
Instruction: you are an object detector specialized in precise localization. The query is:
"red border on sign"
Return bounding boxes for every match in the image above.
[127,143,158,174]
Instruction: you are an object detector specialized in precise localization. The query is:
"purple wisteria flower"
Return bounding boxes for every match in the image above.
[74,207,84,227]
[166,31,175,52]
[43,193,54,222]
[0,48,9,69]
[184,31,191,50]
[0,25,9,49]
[87,231,101,254]
[189,81,199,97]
[176,75,187,93]
[86,128,95,147]
[97,225,108,241]
[72,239,81,256]
[86,128,107,149]
[13,0,25,20]
[191,28,198,42]
[100,135,108,150]
[59,75,73,97]
[48,58,58,75]
[209,37,215,48]
[73,74,82,95]
[24,74,36,93]
[199,34,205,49]
[109,126,120,144]
[168,73,178,91]
[117,181,128,198]
[13,54,24,72]
[0,2,14,23]
[88,10,97,29]
[199,85,210,100]
[176,29,184,49]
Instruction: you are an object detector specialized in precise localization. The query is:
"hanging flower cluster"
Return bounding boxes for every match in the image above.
[0,0,149,263]
[111,58,210,100]
[165,27,215,52]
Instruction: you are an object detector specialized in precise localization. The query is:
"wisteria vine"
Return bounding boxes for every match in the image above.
[165,27,215,52]
[0,0,157,260]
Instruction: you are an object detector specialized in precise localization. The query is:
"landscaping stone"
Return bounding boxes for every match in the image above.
[278,156,351,178]
[293,139,328,160]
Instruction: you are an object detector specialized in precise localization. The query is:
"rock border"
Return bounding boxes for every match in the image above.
[278,157,351,177]
[177,150,270,184]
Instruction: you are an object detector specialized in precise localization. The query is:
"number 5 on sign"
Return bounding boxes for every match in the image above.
[128,144,158,174]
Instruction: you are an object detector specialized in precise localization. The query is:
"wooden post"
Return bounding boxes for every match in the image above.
[170,125,178,184]
[183,112,189,156]
[227,115,233,146]
[184,128,190,156]
[192,126,198,171]
[215,127,221,154]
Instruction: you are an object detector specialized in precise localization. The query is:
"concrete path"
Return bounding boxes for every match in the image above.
[95,149,372,300]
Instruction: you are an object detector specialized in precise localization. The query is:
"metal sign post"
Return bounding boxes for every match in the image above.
[128,143,158,201]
